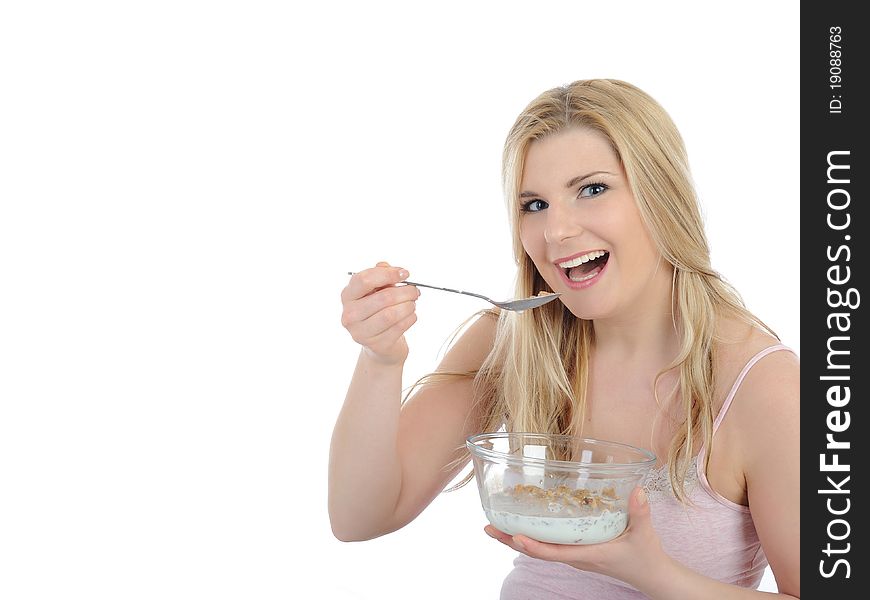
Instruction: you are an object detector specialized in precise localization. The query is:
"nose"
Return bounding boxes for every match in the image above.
[543,202,582,244]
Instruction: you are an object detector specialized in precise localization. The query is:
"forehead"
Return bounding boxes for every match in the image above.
[521,127,619,189]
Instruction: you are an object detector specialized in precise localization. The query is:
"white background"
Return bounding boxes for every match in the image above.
[1,1,798,598]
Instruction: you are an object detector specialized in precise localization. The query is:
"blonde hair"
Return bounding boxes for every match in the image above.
[436,79,774,499]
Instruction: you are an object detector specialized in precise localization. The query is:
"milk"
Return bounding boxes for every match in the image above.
[485,507,627,544]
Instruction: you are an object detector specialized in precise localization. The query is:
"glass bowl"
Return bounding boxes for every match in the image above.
[466,432,656,545]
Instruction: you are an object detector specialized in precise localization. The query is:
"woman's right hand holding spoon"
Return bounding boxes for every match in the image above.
[340,261,421,366]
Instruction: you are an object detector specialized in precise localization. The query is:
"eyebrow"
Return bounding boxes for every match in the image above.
[519,170,616,198]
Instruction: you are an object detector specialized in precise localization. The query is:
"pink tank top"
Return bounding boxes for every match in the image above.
[500,344,792,599]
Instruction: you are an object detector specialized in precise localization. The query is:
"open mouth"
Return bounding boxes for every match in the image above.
[558,250,610,283]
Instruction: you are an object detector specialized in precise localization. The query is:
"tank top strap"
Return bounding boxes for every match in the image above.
[712,343,793,435]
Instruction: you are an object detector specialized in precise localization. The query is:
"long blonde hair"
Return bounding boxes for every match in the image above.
[440,79,773,499]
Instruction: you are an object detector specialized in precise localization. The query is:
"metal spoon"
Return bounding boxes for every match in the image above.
[347,272,561,312]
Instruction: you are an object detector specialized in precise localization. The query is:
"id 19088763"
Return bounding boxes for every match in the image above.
[828,26,844,114]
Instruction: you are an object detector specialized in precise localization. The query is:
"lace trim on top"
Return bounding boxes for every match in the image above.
[642,456,699,500]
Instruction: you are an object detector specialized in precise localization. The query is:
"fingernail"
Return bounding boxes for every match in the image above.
[398,269,408,279]
[637,488,647,505]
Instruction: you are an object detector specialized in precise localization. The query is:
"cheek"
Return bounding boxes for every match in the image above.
[626,213,658,256]
[622,222,660,271]
[519,219,543,254]
[608,204,653,253]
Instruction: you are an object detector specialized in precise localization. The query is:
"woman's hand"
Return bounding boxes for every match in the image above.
[341,262,421,366]
[484,487,670,590]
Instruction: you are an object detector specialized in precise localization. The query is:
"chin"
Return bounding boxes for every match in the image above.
[560,300,608,321]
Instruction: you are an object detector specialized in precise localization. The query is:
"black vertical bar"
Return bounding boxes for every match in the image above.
[802,2,866,597]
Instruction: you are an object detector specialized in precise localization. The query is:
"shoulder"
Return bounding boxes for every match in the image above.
[713,318,799,460]
[730,348,799,433]
[713,317,799,400]
[712,322,800,596]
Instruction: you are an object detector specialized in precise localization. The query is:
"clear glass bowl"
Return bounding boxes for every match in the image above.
[466,432,656,545]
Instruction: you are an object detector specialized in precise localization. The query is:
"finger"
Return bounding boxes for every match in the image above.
[484,525,513,543]
[483,524,567,558]
[342,265,409,302]
[626,486,651,530]
[509,535,564,560]
[344,288,420,335]
[484,526,529,553]
[343,265,407,301]
[359,308,417,349]
[514,534,601,565]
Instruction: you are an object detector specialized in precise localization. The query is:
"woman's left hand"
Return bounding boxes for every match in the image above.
[484,487,670,589]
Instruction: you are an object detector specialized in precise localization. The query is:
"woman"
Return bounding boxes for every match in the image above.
[329,79,799,598]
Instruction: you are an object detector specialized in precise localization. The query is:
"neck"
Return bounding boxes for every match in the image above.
[591,261,680,364]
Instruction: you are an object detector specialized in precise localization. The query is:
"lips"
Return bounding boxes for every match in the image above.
[553,250,610,288]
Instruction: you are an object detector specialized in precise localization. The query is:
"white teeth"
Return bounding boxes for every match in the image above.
[557,250,607,269]
[568,269,599,282]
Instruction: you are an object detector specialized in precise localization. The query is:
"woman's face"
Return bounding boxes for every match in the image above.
[518,127,669,321]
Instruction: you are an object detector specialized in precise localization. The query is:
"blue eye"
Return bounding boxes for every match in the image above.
[520,199,548,213]
[579,182,608,198]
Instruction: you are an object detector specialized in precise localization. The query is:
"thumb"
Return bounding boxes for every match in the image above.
[627,486,651,528]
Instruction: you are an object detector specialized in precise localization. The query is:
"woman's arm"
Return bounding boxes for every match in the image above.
[731,349,801,597]
[329,268,495,541]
